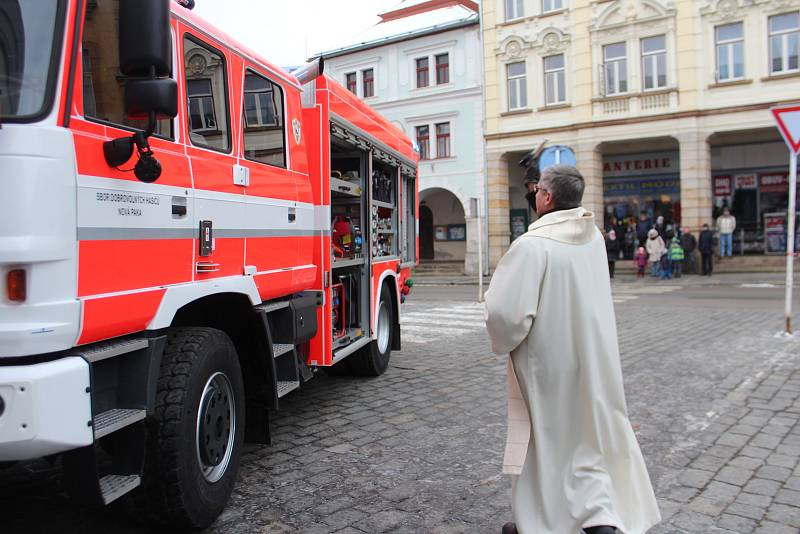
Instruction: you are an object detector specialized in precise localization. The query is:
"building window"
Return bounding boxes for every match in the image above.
[416,125,430,160]
[243,70,286,168]
[435,122,451,158]
[769,12,799,74]
[715,22,744,81]
[345,72,357,94]
[436,54,450,84]
[416,57,429,88]
[507,61,527,110]
[542,0,563,13]
[505,0,524,20]
[603,42,627,95]
[362,68,374,97]
[641,35,667,90]
[543,54,565,105]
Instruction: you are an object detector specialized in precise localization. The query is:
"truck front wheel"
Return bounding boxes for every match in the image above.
[135,327,245,529]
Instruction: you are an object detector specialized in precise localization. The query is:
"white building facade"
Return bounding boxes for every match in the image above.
[317,0,486,274]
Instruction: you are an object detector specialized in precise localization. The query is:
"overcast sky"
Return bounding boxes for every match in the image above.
[192,0,400,68]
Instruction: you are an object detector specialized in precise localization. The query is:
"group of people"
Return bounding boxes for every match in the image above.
[604,208,738,279]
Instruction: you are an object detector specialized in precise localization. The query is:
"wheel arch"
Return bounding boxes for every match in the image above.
[169,293,273,434]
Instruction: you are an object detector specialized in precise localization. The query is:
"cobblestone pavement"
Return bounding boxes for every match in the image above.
[1,276,799,533]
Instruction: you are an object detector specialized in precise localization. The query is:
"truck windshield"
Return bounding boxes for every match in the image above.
[0,0,64,121]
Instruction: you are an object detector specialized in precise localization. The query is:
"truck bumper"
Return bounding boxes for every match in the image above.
[0,357,92,461]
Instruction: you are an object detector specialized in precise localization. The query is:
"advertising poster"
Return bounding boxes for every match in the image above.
[714,175,732,196]
[764,212,800,254]
[435,226,448,241]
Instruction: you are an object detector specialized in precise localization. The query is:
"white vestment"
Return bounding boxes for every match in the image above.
[485,207,661,534]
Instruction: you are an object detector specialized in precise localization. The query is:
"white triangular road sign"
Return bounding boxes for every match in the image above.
[772,104,800,154]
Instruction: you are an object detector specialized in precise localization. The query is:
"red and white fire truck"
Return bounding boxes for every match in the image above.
[0,0,417,527]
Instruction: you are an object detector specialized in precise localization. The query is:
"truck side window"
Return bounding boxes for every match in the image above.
[81,0,172,137]
[184,35,230,152]
[242,70,286,168]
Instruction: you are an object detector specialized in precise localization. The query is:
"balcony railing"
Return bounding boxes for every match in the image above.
[593,88,678,118]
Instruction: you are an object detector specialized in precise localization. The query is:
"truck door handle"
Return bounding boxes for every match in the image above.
[288,208,296,223]
[172,196,187,217]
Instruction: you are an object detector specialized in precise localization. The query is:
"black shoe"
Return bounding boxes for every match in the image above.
[502,522,518,534]
[584,527,617,534]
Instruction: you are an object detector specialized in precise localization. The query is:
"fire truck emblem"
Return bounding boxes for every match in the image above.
[292,119,302,144]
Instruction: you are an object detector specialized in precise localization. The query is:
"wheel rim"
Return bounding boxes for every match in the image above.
[196,371,236,483]
[377,300,390,354]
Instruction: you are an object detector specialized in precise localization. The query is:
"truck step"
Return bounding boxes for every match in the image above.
[94,408,146,439]
[272,343,295,358]
[256,300,291,315]
[276,380,300,398]
[78,338,149,363]
[99,474,141,505]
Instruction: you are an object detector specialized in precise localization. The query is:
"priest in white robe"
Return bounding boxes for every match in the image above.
[485,165,661,534]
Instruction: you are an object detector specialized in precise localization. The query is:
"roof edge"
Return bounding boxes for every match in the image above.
[313,15,479,60]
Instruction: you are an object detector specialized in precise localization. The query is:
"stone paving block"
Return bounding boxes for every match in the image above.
[724,501,766,521]
[716,512,758,532]
[729,456,764,470]
[755,520,800,533]
[714,466,753,486]
[743,478,782,497]
[679,468,715,489]
[765,503,800,528]
[756,465,793,483]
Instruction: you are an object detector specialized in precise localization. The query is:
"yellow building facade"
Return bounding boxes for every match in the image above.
[482,0,800,266]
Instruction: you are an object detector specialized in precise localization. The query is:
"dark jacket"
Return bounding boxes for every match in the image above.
[636,219,651,242]
[680,232,697,253]
[606,237,621,261]
[698,230,714,254]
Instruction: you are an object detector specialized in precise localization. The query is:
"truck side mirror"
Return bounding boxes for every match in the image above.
[104,0,176,183]
[125,79,178,120]
[119,0,171,78]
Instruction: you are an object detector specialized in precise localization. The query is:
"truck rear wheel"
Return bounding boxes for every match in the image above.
[134,327,245,529]
[349,284,393,376]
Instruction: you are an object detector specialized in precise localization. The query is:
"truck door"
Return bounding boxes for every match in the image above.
[181,31,244,280]
[238,64,301,300]
[73,3,193,343]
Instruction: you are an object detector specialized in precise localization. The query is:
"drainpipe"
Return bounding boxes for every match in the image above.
[478,7,490,280]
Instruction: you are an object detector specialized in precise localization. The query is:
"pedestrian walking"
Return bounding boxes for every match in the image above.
[699,223,714,276]
[636,212,651,247]
[624,225,636,260]
[679,228,697,275]
[646,229,666,277]
[668,236,684,278]
[606,229,620,278]
[716,207,736,258]
[484,165,661,534]
[634,246,648,278]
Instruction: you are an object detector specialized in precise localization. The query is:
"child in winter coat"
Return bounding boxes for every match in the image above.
[634,246,648,278]
[645,229,666,277]
[668,237,685,278]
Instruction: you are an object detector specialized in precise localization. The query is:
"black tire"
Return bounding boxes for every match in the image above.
[348,284,393,377]
[133,327,245,529]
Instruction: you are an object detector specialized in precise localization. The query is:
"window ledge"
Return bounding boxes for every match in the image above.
[591,88,677,102]
[432,156,456,161]
[539,8,568,18]
[761,71,800,82]
[537,103,571,111]
[498,9,568,26]
[501,108,533,116]
[709,78,752,88]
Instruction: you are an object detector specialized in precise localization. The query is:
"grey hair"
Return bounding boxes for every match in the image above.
[539,165,585,209]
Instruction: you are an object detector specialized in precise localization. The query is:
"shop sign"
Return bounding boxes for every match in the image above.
[734,173,757,189]
[759,173,789,193]
[604,177,680,197]
[714,175,732,196]
[602,152,678,177]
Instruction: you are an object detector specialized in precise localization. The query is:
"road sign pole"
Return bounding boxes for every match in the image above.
[785,153,797,334]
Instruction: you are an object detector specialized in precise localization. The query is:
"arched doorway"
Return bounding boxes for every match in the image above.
[419,188,467,264]
[419,205,434,259]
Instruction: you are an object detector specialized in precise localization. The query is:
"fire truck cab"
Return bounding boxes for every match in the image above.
[0,0,417,527]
